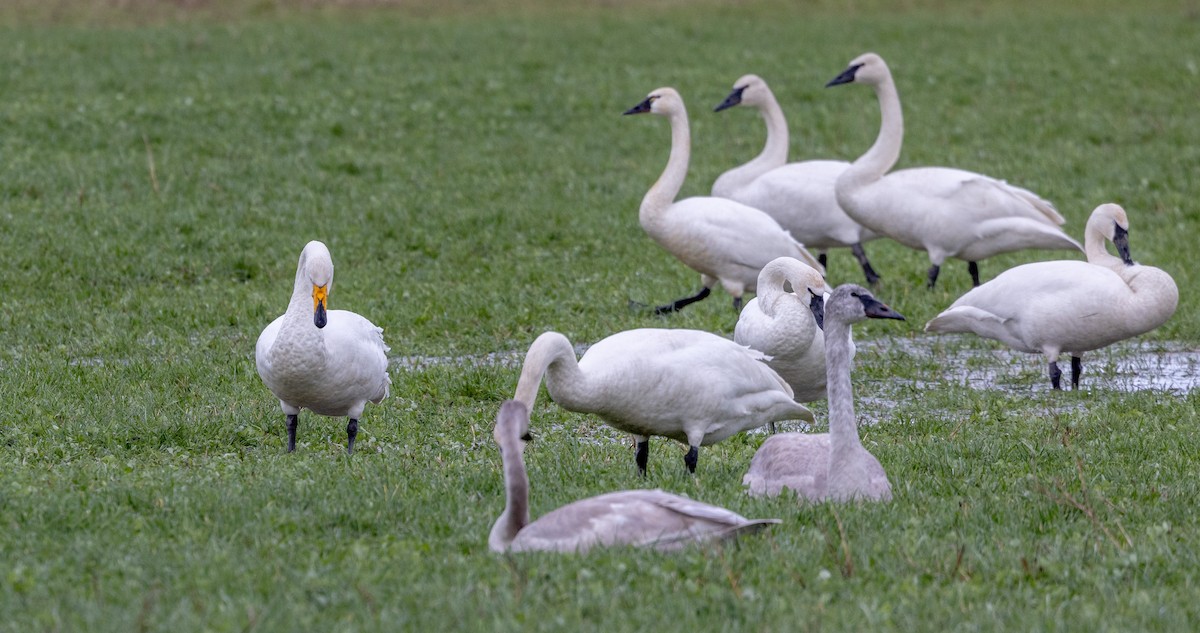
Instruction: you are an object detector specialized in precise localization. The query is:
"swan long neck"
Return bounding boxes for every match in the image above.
[489,434,530,552]
[639,107,691,229]
[824,317,862,454]
[843,75,903,188]
[514,333,586,410]
[751,96,790,172]
[1083,221,1123,269]
[275,254,325,352]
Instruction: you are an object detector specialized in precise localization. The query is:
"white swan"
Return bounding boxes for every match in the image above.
[623,87,823,314]
[489,400,781,553]
[825,53,1082,288]
[734,257,834,411]
[712,74,882,284]
[514,328,813,475]
[743,285,904,501]
[924,203,1179,389]
[255,240,390,453]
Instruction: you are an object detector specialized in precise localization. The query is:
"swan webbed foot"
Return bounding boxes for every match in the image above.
[1049,361,1063,390]
[968,261,981,287]
[851,243,880,285]
[1070,356,1082,390]
[653,287,712,315]
[286,414,298,453]
[635,440,649,476]
[684,445,698,474]
[926,264,941,289]
[346,418,358,454]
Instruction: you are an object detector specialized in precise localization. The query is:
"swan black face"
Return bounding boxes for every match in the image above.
[312,284,328,328]
[826,63,864,88]
[713,86,746,112]
[623,95,657,115]
[1113,223,1133,266]
[808,291,826,330]
[854,292,905,321]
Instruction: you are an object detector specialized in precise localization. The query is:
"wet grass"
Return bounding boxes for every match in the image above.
[1,1,1199,631]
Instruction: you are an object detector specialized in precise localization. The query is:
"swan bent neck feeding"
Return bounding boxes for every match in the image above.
[743,284,904,502]
[623,87,823,314]
[924,203,1178,389]
[489,400,780,553]
[713,74,881,284]
[255,240,390,453]
[514,329,813,475]
[826,52,1082,288]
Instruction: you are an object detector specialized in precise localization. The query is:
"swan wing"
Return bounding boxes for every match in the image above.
[743,433,830,499]
[959,217,1083,259]
[886,169,1061,224]
[321,309,392,405]
[668,197,823,273]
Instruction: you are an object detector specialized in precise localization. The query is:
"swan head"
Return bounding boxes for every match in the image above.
[1088,203,1133,265]
[623,87,685,118]
[827,284,905,325]
[298,240,334,329]
[714,74,771,112]
[826,52,889,88]
[494,400,534,454]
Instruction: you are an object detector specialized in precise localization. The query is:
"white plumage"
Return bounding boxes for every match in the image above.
[826,52,1082,288]
[489,401,780,554]
[712,73,881,283]
[514,328,813,475]
[623,87,823,314]
[255,240,390,453]
[925,203,1179,389]
[743,285,904,502]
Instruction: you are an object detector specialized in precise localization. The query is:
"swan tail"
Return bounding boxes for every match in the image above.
[1002,180,1064,224]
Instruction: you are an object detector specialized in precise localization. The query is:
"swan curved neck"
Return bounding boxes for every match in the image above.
[1083,225,1123,269]
[640,108,691,227]
[514,333,585,409]
[843,76,903,187]
[489,440,530,551]
[749,96,790,172]
[824,318,862,454]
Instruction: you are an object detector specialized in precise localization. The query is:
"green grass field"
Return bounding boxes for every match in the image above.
[2,1,1198,630]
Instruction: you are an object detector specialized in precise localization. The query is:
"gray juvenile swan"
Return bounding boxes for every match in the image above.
[825,53,1082,288]
[255,240,390,454]
[489,400,781,553]
[712,74,882,284]
[514,329,813,475]
[743,285,905,501]
[925,203,1179,389]
[623,87,823,314]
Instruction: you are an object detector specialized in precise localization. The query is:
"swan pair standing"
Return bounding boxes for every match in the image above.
[256,240,391,454]
[926,203,1178,389]
[826,52,1082,288]
[623,87,823,314]
[743,284,904,502]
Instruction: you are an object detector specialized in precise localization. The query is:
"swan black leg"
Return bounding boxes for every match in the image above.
[346,418,358,454]
[286,414,298,452]
[818,252,828,269]
[767,422,777,434]
[1070,356,1082,390]
[635,439,649,476]
[1049,361,1062,390]
[968,261,981,287]
[654,287,711,315]
[926,264,941,289]
[851,243,880,285]
[732,295,742,312]
[683,445,698,474]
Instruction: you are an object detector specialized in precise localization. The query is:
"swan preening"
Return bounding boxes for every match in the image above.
[489,400,780,553]
[743,285,904,502]
[925,203,1178,389]
[734,257,833,411]
[514,329,813,475]
[255,240,391,453]
[826,53,1082,288]
[712,74,882,284]
[623,87,823,314]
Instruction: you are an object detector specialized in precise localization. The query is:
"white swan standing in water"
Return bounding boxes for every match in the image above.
[734,257,834,429]
[825,53,1082,288]
[712,74,881,284]
[255,240,390,453]
[623,87,823,314]
[489,400,781,553]
[743,285,904,501]
[925,203,1178,389]
[514,329,813,475]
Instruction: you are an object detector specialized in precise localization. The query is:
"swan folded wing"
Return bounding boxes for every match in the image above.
[323,310,392,402]
[950,176,1063,224]
[673,198,822,272]
[964,217,1082,259]
[743,433,830,497]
